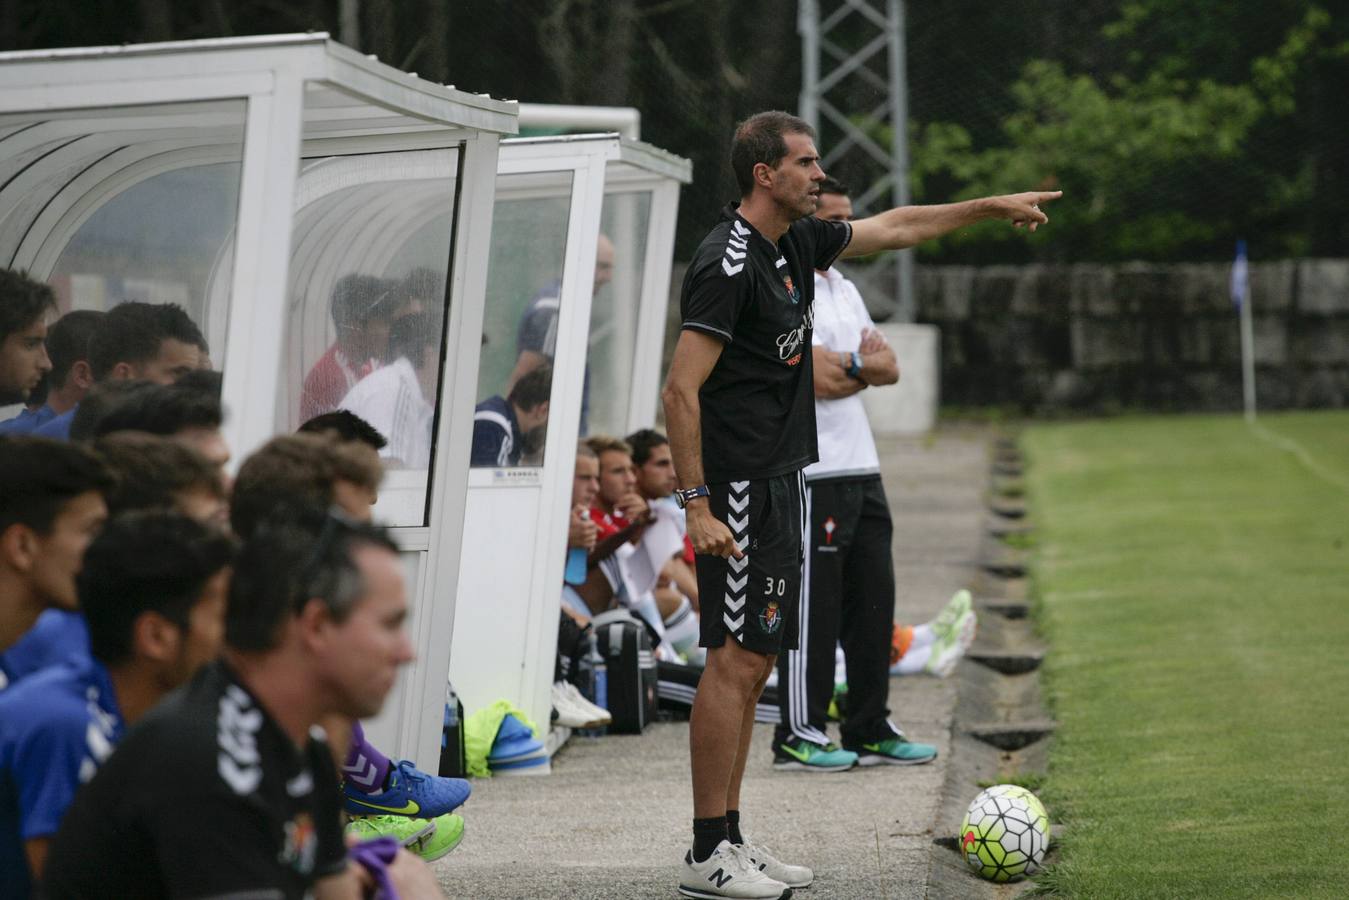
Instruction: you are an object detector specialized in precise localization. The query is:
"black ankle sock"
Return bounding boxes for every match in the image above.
[726,809,744,845]
[692,815,728,862]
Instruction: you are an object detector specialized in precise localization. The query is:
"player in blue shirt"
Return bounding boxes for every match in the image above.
[0,310,102,437]
[0,437,111,655]
[0,511,235,896]
[470,363,552,467]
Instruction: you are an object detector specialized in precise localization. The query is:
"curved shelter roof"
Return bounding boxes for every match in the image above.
[0,34,516,277]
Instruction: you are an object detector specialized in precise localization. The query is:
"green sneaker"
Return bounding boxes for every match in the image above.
[849,736,938,767]
[346,812,465,861]
[827,682,848,722]
[772,738,858,772]
[932,589,973,635]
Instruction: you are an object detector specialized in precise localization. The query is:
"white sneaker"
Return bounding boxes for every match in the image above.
[678,841,792,899]
[550,682,609,729]
[739,840,812,889]
[558,681,612,725]
[926,609,976,678]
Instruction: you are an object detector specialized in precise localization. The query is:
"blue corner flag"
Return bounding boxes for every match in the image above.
[1231,239,1249,310]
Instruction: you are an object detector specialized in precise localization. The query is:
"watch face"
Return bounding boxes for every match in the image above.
[675,490,687,509]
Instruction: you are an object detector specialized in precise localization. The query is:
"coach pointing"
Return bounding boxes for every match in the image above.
[661,109,1057,899]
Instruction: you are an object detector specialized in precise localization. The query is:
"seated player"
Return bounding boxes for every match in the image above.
[0,310,102,435]
[43,511,444,898]
[1,434,229,687]
[628,428,704,664]
[231,434,469,843]
[0,437,111,655]
[470,363,552,467]
[0,268,55,407]
[34,300,207,440]
[569,435,652,617]
[300,273,396,421]
[90,372,231,483]
[339,310,438,469]
[0,512,234,896]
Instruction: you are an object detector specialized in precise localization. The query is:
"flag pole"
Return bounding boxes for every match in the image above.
[1233,240,1256,423]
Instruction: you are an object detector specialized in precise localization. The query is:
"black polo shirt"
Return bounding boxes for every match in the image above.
[43,660,346,900]
[681,204,852,483]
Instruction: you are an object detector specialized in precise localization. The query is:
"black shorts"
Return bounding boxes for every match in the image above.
[695,471,807,654]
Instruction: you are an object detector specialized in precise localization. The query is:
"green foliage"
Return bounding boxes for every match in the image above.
[906,2,1349,262]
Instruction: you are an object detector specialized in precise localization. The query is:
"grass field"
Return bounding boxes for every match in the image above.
[1021,411,1349,899]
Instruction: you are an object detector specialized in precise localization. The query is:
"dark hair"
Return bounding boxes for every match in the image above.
[331,274,396,329]
[0,436,114,535]
[625,428,669,467]
[377,267,443,322]
[730,111,816,197]
[299,410,388,451]
[45,310,104,390]
[173,368,222,399]
[79,511,235,667]
[0,268,57,346]
[69,380,156,443]
[92,381,222,439]
[88,302,207,381]
[508,363,552,411]
[94,432,224,515]
[818,176,850,198]
[387,312,438,370]
[227,509,398,653]
[231,433,382,539]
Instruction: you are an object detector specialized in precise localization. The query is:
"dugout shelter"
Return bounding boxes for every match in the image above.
[0,34,516,767]
[450,133,692,738]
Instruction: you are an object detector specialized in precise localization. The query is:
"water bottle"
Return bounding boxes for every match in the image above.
[586,633,608,735]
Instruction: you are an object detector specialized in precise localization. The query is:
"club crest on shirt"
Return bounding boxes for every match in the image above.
[782,274,800,304]
[759,600,782,634]
[280,811,318,873]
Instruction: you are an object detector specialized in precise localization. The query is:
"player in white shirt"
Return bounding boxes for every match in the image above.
[773,177,953,771]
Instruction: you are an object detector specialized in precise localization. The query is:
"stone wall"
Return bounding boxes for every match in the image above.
[914,259,1349,413]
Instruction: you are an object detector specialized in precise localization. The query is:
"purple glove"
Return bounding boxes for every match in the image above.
[349,835,402,900]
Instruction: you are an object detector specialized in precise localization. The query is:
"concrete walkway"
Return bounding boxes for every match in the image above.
[435,426,992,899]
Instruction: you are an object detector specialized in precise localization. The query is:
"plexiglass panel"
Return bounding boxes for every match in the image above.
[586,189,652,437]
[472,171,573,468]
[280,148,460,526]
[0,99,246,367]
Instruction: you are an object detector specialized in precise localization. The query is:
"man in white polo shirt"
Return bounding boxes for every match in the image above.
[772,176,943,772]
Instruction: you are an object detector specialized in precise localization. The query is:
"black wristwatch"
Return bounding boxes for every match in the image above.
[674,485,711,509]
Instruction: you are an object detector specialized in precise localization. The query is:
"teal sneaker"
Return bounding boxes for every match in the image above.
[772,738,858,772]
[849,736,938,767]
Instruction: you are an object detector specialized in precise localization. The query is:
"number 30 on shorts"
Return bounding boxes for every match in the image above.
[763,577,787,597]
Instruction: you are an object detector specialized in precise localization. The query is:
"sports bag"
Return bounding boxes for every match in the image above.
[590,608,658,734]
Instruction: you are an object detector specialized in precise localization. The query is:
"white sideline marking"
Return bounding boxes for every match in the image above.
[1247,420,1349,495]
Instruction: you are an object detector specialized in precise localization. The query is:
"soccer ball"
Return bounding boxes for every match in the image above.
[958,784,1049,882]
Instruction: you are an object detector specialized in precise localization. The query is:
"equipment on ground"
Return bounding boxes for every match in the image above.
[958,783,1049,882]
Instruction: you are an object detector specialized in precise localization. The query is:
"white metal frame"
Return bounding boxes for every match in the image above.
[0,35,517,767]
[450,134,689,733]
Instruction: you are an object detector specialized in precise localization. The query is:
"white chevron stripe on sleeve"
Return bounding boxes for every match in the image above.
[723,612,745,632]
[724,595,746,613]
[731,481,749,493]
[722,259,744,276]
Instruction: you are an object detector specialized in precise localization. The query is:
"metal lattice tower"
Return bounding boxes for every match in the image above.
[799,0,914,321]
